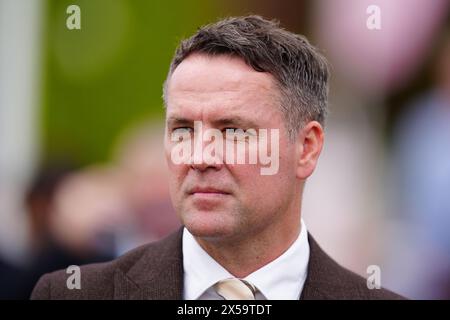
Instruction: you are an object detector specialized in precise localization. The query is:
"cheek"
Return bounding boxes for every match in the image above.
[228,163,273,199]
[228,150,295,202]
[164,150,187,194]
[167,164,186,189]
[165,142,181,172]
[164,144,172,167]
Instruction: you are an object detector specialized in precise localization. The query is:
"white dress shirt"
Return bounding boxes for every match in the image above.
[182,220,310,300]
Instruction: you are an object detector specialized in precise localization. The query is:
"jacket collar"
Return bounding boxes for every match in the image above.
[113,228,343,300]
[114,228,184,299]
[300,234,343,299]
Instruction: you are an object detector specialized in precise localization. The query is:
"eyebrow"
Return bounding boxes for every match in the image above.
[166,116,260,129]
[212,117,260,129]
[166,117,194,127]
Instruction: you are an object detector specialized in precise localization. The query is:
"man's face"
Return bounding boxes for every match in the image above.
[164,54,300,242]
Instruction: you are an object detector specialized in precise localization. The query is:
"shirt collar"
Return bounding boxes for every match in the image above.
[243,221,309,299]
[182,228,232,300]
[182,220,310,300]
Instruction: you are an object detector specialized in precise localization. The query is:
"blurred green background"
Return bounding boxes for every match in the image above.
[42,0,218,165]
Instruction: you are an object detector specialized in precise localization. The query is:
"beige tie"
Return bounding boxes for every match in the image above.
[213,278,257,300]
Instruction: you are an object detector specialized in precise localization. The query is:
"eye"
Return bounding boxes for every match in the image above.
[170,127,193,141]
[223,128,249,141]
[172,127,193,134]
[222,127,240,134]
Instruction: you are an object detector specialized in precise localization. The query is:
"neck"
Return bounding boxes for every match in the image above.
[194,199,302,278]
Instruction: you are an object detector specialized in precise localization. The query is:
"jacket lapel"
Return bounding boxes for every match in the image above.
[113,228,185,299]
[300,233,342,300]
[113,229,350,300]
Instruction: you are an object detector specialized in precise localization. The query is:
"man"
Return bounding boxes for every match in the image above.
[31,15,402,300]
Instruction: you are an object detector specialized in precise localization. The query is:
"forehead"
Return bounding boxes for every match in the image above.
[165,54,281,123]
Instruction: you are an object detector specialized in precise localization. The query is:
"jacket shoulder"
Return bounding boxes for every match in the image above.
[302,234,406,300]
[328,262,405,300]
[30,241,156,300]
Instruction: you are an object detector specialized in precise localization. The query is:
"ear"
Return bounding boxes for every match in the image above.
[295,121,324,180]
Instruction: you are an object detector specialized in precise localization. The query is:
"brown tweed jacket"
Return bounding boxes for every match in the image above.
[30,229,404,299]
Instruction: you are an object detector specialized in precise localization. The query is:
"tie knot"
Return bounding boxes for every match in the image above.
[213,278,257,300]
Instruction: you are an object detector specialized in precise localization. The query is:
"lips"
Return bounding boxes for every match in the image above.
[188,186,231,195]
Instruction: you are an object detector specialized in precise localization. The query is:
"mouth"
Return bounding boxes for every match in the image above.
[186,186,232,210]
[188,187,231,196]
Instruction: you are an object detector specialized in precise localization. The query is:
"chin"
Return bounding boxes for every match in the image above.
[182,211,235,240]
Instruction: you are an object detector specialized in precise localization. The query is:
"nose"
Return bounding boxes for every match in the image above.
[190,161,221,172]
[190,128,224,172]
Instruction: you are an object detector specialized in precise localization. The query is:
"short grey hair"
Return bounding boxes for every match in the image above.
[163,15,330,140]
